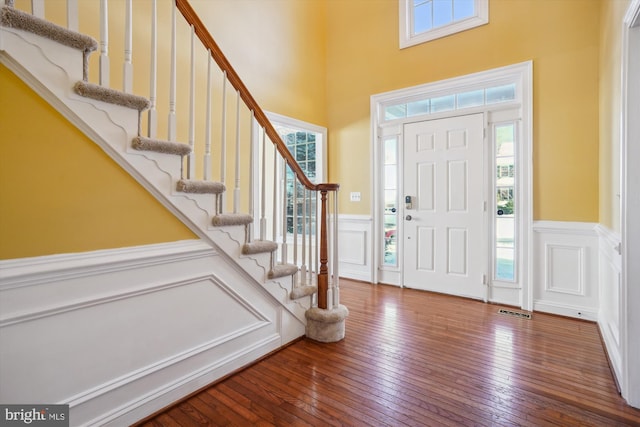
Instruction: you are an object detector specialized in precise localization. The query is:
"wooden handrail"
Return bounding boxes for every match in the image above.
[176,0,339,193]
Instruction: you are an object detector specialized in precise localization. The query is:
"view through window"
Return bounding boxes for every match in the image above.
[271,121,324,237]
[400,0,489,48]
[494,122,516,282]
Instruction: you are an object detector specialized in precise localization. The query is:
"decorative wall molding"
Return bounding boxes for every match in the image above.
[533,220,599,235]
[0,241,304,426]
[0,239,211,289]
[337,215,372,282]
[544,244,585,296]
[340,230,367,265]
[532,221,599,320]
[595,225,623,389]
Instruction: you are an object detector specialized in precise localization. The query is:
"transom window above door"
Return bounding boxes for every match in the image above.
[399,0,489,48]
[382,82,515,122]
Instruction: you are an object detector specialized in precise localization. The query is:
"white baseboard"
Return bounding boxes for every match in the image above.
[532,301,598,321]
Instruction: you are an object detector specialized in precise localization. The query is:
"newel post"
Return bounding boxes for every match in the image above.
[305,188,348,343]
[317,190,329,309]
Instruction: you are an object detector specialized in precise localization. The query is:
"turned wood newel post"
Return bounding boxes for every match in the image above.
[318,189,329,309]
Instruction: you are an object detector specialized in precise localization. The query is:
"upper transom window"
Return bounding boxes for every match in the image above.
[399,0,489,48]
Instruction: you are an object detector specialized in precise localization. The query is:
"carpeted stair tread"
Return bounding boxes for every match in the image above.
[176,179,225,194]
[242,240,277,255]
[290,285,317,300]
[268,263,298,279]
[0,6,97,54]
[74,81,151,111]
[212,213,253,227]
[132,136,191,156]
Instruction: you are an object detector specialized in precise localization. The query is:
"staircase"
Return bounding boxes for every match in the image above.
[0,0,346,424]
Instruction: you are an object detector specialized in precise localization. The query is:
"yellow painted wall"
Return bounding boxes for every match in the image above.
[326,0,601,221]
[190,0,328,126]
[599,0,629,231]
[3,0,328,259]
[0,65,196,259]
[3,0,608,259]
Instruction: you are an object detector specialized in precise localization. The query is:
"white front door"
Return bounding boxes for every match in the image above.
[403,113,486,299]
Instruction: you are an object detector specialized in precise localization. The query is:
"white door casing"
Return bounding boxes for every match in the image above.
[621,0,640,408]
[403,114,486,299]
[371,61,532,309]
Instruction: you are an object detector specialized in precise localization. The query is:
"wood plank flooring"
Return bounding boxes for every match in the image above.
[138,279,640,426]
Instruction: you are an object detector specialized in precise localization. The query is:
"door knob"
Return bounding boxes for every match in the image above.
[406,215,412,221]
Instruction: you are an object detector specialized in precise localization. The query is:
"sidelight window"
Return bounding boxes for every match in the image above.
[494,122,516,282]
[382,136,399,267]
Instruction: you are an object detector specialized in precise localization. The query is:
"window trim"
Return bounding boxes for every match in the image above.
[399,0,489,49]
[371,61,532,309]
[265,112,327,185]
[252,112,327,243]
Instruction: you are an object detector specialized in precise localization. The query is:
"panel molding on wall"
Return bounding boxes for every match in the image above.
[337,215,372,282]
[545,244,585,296]
[533,221,599,320]
[0,240,304,426]
[595,224,623,388]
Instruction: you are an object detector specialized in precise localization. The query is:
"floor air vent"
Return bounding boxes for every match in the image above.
[498,309,532,319]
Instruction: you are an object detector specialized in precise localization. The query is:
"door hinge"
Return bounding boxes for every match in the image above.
[483,201,487,212]
[482,274,488,285]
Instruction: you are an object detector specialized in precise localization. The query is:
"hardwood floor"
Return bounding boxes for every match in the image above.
[139,279,640,426]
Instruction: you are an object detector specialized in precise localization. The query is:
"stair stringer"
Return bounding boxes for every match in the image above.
[0,25,310,324]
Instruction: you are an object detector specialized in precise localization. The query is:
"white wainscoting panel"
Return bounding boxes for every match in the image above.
[545,244,585,295]
[533,221,599,320]
[0,240,304,426]
[595,224,623,388]
[337,215,372,282]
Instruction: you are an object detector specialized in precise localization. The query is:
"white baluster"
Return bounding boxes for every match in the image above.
[248,111,255,243]
[260,128,267,241]
[31,0,44,18]
[272,145,278,244]
[300,187,307,286]
[67,0,78,31]
[123,0,132,93]
[187,24,196,179]
[281,159,288,264]
[333,190,340,306]
[310,191,315,283]
[310,191,317,306]
[168,0,177,141]
[99,0,109,87]
[204,52,212,180]
[147,0,157,138]
[233,90,241,213]
[314,191,319,282]
[326,192,334,310]
[293,175,298,270]
[220,71,227,212]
